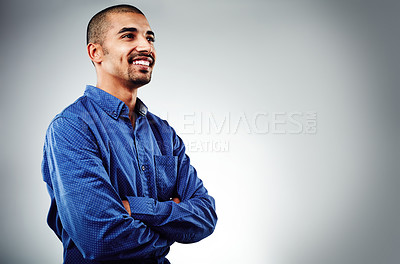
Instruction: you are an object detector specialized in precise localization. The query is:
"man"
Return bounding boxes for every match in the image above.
[41,4,217,264]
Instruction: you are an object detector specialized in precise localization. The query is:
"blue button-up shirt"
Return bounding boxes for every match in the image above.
[42,85,217,263]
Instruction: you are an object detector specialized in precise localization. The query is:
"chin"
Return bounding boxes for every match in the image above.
[131,77,151,86]
[127,72,152,87]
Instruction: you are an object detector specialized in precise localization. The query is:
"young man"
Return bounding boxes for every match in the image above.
[42,5,217,264]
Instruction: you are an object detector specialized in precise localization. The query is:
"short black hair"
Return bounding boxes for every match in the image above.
[86,4,145,45]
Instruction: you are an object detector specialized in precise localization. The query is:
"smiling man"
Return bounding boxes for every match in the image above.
[41,5,217,264]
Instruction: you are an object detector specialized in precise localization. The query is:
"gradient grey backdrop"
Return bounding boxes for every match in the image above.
[0,0,399,263]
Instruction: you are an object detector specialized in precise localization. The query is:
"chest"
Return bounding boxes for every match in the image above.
[96,117,178,201]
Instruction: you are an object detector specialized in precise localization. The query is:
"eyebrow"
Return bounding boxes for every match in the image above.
[117,27,155,37]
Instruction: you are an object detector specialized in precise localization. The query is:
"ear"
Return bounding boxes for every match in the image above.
[87,43,103,64]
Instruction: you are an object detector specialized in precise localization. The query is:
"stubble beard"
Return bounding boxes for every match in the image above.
[127,68,152,86]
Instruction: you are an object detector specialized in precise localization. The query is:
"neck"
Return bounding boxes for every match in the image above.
[96,76,141,120]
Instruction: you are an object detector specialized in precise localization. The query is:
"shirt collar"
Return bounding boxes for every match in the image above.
[84,85,148,119]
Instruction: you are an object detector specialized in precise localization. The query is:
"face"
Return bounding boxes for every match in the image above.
[99,12,156,87]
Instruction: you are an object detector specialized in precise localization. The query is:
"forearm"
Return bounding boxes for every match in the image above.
[126,194,217,243]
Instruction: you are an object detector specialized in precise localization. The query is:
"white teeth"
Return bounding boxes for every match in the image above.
[133,60,150,66]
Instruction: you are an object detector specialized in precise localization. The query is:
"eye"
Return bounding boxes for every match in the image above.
[122,33,134,39]
[147,36,155,43]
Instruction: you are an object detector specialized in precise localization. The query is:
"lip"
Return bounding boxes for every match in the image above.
[132,63,151,71]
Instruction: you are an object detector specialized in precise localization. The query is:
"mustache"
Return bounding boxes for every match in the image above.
[128,52,154,64]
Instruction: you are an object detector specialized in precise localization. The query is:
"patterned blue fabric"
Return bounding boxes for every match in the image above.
[42,85,217,263]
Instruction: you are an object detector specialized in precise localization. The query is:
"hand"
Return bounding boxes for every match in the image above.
[122,200,131,216]
[172,197,181,204]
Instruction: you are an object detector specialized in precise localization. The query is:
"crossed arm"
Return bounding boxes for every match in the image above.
[43,117,217,261]
[122,198,181,215]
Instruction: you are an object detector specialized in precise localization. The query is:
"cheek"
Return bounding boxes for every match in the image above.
[109,46,130,61]
[152,51,157,63]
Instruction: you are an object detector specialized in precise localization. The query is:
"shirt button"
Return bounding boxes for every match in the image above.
[141,165,146,171]
[112,111,117,117]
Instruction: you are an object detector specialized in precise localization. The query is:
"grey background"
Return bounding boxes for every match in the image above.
[0,0,399,263]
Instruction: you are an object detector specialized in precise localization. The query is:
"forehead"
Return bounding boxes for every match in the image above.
[106,12,152,34]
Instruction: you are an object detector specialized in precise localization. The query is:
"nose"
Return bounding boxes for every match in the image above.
[135,36,153,54]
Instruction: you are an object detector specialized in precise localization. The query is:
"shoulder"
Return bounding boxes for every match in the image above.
[146,111,176,136]
[47,96,93,137]
[56,96,92,121]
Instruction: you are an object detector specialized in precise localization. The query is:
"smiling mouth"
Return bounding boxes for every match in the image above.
[128,55,154,67]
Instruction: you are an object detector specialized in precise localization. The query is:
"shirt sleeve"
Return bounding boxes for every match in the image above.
[127,129,218,243]
[42,116,173,261]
